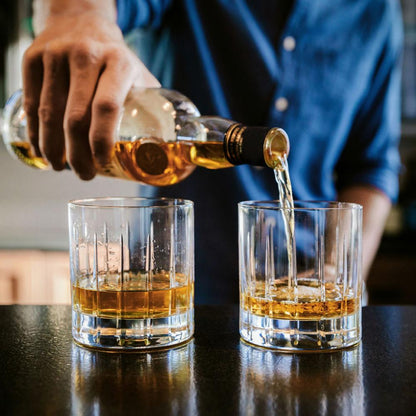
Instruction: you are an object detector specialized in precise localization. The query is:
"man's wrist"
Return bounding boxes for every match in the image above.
[32,0,117,35]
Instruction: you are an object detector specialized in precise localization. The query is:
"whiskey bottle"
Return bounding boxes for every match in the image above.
[2,88,289,186]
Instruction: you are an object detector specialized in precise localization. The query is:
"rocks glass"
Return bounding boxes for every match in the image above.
[69,197,194,350]
[239,201,362,352]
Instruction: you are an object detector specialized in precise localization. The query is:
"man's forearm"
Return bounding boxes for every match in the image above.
[33,0,117,34]
[337,185,392,281]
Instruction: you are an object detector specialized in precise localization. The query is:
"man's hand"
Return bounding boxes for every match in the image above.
[23,5,160,179]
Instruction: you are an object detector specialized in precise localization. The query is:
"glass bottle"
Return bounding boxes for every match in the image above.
[2,88,289,186]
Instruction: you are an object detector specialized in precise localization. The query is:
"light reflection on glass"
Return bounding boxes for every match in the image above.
[239,341,364,416]
[71,340,197,415]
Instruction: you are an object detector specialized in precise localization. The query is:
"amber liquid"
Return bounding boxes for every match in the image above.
[10,139,232,186]
[10,141,49,169]
[274,156,296,287]
[242,279,359,320]
[73,271,193,319]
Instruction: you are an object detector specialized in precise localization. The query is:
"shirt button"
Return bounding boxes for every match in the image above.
[283,36,296,51]
[275,97,289,112]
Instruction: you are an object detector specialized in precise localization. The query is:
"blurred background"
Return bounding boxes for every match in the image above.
[0,0,415,305]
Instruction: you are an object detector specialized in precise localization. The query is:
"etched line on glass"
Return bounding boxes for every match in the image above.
[104,222,109,286]
[145,220,154,342]
[249,223,256,291]
[265,216,276,318]
[126,220,131,285]
[93,232,101,340]
[84,222,90,278]
[318,211,325,303]
[116,233,126,344]
[170,222,176,319]
[73,226,79,285]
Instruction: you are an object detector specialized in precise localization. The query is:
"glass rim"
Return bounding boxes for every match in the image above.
[238,200,363,211]
[68,197,194,209]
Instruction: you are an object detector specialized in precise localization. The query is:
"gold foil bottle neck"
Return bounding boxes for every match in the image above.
[223,123,246,165]
[263,128,290,170]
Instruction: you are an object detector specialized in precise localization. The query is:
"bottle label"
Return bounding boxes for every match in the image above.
[135,142,168,175]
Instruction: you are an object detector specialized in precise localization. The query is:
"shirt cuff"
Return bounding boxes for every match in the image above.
[337,167,400,203]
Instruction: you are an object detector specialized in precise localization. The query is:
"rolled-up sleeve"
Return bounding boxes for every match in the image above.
[336,1,404,202]
[116,0,173,33]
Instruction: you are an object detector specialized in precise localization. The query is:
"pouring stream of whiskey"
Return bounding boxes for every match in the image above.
[274,155,297,301]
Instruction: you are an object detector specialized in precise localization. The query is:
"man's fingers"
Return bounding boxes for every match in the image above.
[22,47,43,157]
[89,51,137,166]
[22,31,160,181]
[38,43,69,170]
[64,42,102,180]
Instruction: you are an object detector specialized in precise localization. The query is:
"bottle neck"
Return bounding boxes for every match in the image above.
[223,123,289,169]
[176,116,235,142]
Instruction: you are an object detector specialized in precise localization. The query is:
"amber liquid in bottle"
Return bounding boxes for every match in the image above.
[10,138,234,186]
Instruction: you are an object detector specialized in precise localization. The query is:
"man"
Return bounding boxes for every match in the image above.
[25,0,403,303]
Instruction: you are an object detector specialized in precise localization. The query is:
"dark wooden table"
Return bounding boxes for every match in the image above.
[0,305,415,415]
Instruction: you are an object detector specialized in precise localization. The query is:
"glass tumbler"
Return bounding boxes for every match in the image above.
[68,197,194,350]
[239,201,362,352]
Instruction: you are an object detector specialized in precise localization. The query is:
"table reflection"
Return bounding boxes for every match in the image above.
[239,342,364,416]
[71,341,197,415]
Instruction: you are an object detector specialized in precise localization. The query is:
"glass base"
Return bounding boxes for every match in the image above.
[72,309,194,350]
[240,308,361,352]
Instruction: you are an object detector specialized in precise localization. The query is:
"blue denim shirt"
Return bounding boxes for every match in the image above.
[117,0,403,304]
